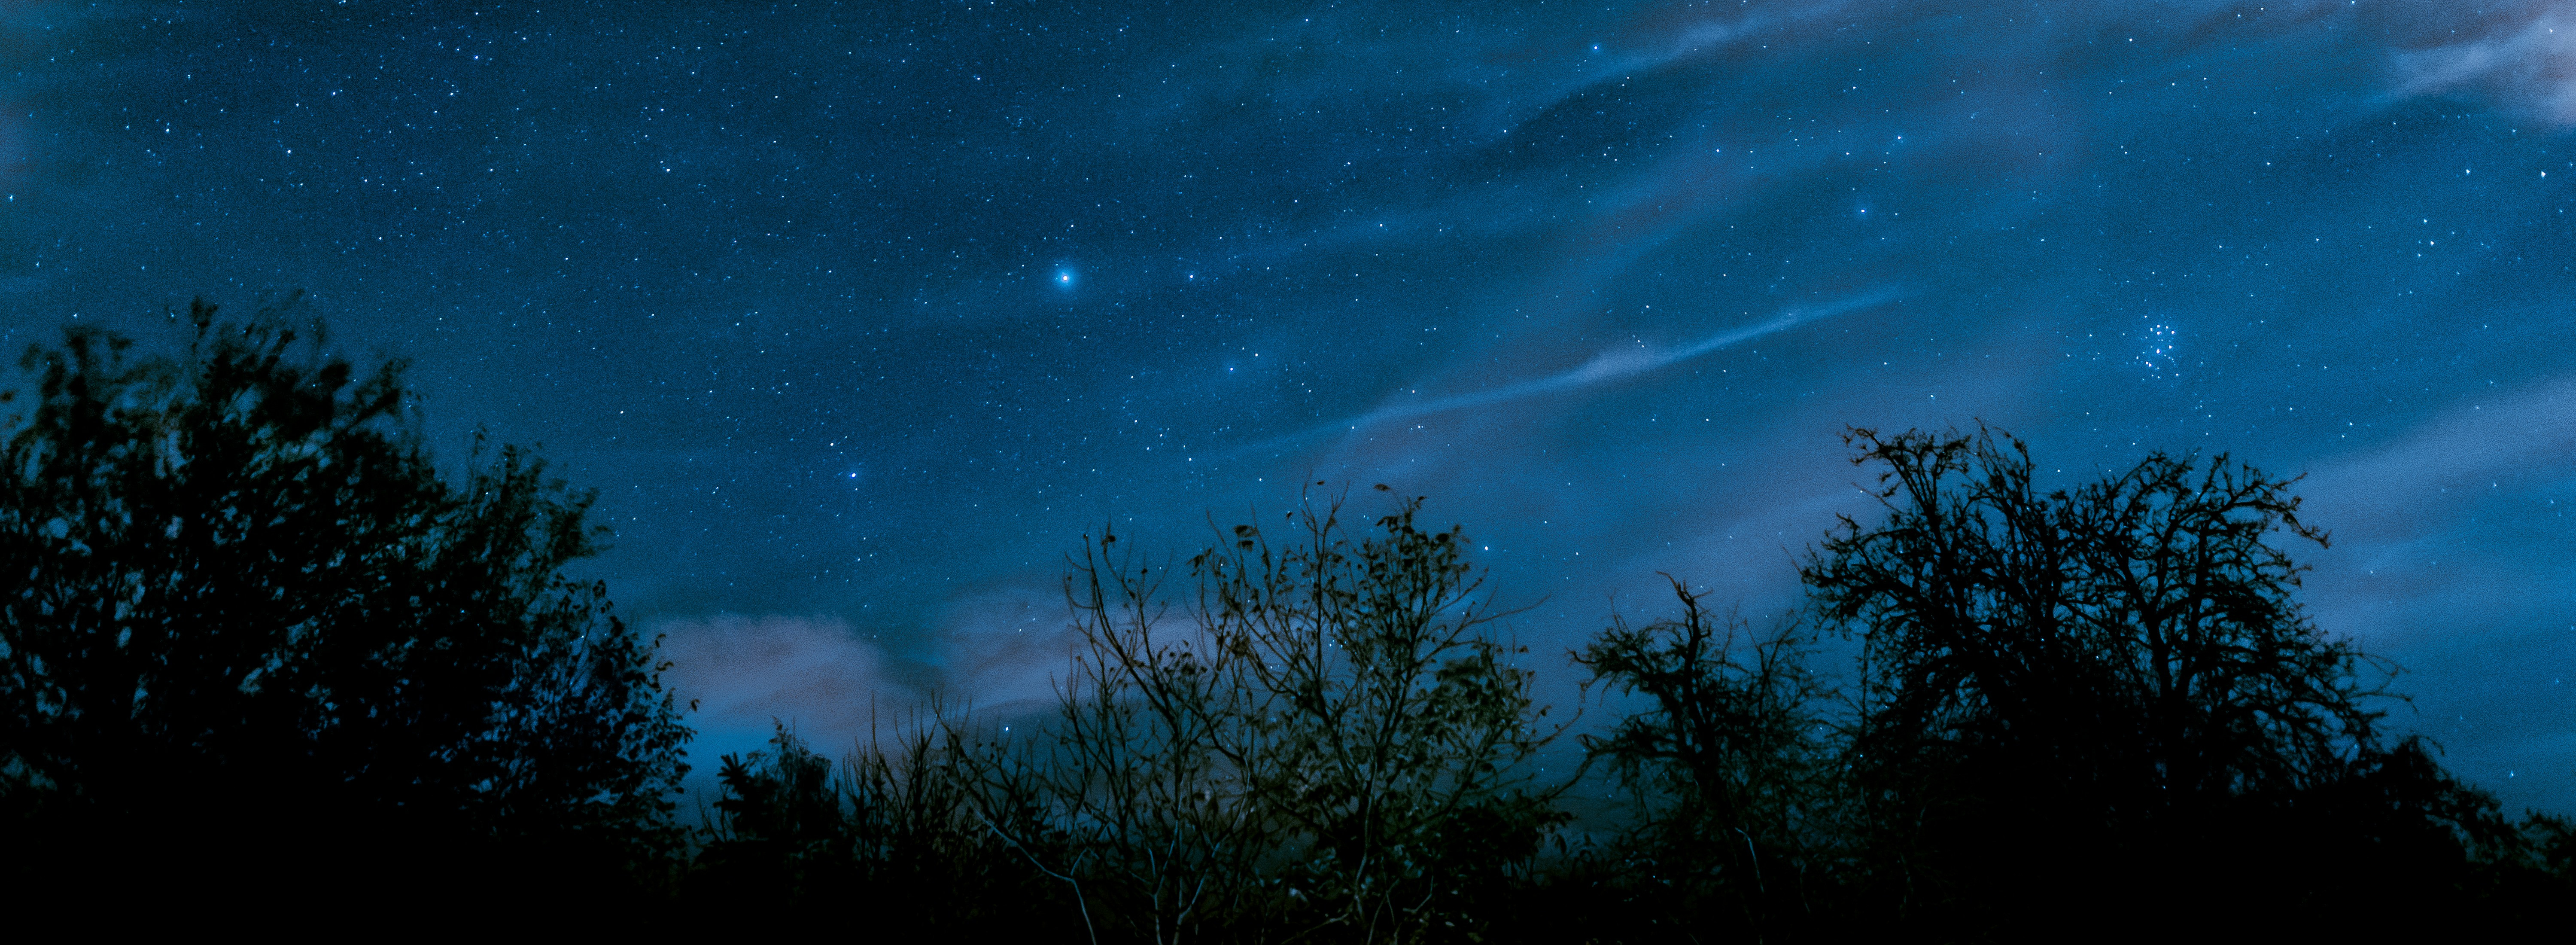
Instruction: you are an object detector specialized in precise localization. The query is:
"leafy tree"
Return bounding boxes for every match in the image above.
[1199,489,1567,941]
[0,299,690,902]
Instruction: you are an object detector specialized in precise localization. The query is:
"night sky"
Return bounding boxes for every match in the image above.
[6,1,2573,811]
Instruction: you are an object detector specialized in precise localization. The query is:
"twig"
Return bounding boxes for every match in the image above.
[976,809,1098,945]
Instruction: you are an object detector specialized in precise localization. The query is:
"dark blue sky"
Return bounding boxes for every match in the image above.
[7,0,2573,810]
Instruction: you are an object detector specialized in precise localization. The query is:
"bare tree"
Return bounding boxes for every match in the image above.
[1575,578,1837,934]
[1800,424,2390,922]
[952,487,1565,943]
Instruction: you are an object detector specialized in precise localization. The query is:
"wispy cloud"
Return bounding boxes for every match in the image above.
[2291,373,2576,652]
[1244,288,1903,457]
[2395,6,2576,125]
[656,614,898,759]
[651,584,1087,761]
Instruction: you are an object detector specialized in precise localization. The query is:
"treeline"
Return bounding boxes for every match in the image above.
[3,306,2569,936]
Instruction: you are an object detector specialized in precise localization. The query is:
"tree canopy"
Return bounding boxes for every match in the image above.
[1806,426,2378,813]
[1789,425,2549,930]
[0,300,689,903]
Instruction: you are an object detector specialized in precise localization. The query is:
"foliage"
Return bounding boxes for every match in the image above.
[0,299,689,899]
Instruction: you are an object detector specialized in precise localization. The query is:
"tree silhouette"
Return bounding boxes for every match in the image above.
[686,720,1069,933]
[1572,579,1839,939]
[649,445,2576,934]
[948,488,1566,942]
[694,725,855,898]
[1793,425,2561,929]
[17,299,2568,929]
[0,299,690,904]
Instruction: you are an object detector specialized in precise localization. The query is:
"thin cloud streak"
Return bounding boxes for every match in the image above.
[1240,288,1904,458]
